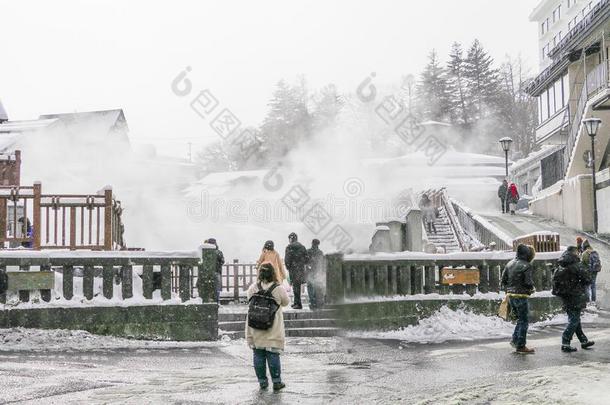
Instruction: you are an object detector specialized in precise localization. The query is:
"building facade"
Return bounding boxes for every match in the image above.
[526,0,610,233]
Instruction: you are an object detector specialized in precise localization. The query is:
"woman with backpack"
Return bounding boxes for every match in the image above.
[246,263,290,391]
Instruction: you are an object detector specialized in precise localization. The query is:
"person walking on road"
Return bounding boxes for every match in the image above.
[498,179,509,214]
[501,244,536,354]
[507,182,519,215]
[246,263,289,391]
[257,240,287,283]
[306,239,325,310]
[552,246,595,352]
[284,232,308,310]
[580,239,602,304]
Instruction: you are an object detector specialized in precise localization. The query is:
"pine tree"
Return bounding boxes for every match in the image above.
[463,39,501,120]
[311,84,344,130]
[446,42,470,125]
[416,50,451,122]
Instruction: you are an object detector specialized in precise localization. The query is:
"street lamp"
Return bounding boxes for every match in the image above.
[583,118,602,233]
[499,137,513,177]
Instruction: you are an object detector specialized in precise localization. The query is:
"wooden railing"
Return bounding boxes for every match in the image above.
[512,232,560,253]
[0,248,220,305]
[0,183,126,250]
[220,259,258,301]
[325,252,559,303]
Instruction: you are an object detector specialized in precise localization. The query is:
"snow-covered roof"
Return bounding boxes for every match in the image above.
[510,145,563,173]
[39,109,129,135]
[0,118,58,133]
[364,151,507,168]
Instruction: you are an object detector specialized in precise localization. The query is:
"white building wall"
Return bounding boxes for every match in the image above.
[531,0,602,70]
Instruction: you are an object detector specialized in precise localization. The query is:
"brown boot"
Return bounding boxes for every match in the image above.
[516,346,535,354]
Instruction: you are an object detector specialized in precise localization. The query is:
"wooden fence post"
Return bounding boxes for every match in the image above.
[199,247,218,303]
[69,207,76,250]
[233,259,239,302]
[325,253,344,304]
[103,187,112,250]
[32,182,41,250]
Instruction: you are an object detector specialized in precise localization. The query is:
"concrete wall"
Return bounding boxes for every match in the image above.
[333,297,563,331]
[0,304,218,341]
[597,168,610,234]
[530,174,594,231]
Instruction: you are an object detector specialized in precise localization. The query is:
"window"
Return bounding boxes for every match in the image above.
[562,73,570,102]
[541,90,549,121]
[554,79,563,113]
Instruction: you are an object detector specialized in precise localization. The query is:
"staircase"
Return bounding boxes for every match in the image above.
[219,308,340,339]
[424,205,461,253]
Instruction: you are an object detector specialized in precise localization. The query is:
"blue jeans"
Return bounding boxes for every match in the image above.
[253,349,282,385]
[589,272,598,302]
[215,273,222,303]
[562,308,588,345]
[510,297,529,348]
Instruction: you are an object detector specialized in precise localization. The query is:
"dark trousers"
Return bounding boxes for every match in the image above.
[426,220,436,234]
[510,297,529,348]
[500,199,508,213]
[562,308,588,345]
[253,349,282,384]
[293,281,303,307]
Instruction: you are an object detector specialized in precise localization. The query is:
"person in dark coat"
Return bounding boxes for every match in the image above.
[306,239,325,310]
[581,239,602,303]
[498,180,509,214]
[501,244,536,354]
[205,238,225,303]
[555,246,595,352]
[284,232,308,309]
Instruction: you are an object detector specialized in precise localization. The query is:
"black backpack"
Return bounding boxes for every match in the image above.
[248,283,280,330]
[551,266,570,297]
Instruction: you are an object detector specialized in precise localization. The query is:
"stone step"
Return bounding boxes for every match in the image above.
[219,318,338,332]
[221,327,341,340]
[219,308,337,322]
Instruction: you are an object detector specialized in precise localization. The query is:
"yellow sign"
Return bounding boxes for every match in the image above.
[441,268,480,285]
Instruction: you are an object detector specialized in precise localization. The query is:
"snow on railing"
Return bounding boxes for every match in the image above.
[450,198,513,251]
[0,247,219,307]
[325,250,560,303]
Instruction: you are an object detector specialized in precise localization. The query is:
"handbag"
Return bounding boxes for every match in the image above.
[498,295,511,321]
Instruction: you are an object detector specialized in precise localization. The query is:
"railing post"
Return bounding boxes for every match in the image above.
[0,264,6,304]
[489,263,501,293]
[63,265,74,300]
[103,187,112,250]
[102,265,113,299]
[424,264,435,294]
[160,264,172,300]
[397,264,411,295]
[83,265,94,300]
[411,265,423,295]
[121,264,133,299]
[478,263,490,294]
[142,264,154,299]
[178,264,191,302]
[69,206,76,250]
[33,182,41,250]
[199,247,218,303]
[325,253,344,304]
[233,259,239,302]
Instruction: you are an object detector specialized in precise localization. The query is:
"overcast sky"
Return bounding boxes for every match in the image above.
[1,0,539,158]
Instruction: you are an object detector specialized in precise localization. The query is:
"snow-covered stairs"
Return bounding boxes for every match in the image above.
[425,206,461,253]
[219,308,340,339]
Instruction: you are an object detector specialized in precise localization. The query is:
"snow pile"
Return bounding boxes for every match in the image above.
[0,327,233,351]
[348,306,599,343]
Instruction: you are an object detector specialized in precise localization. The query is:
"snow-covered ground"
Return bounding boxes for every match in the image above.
[347,306,600,343]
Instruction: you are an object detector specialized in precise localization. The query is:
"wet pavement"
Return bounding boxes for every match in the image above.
[2,316,610,404]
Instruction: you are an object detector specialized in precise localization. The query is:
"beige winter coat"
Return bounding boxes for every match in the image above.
[257,249,286,282]
[245,281,290,351]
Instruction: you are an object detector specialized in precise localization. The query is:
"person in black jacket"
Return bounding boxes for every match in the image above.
[306,239,325,310]
[501,244,536,354]
[498,180,509,214]
[554,246,595,352]
[284,232,308,309]
[205,238,225,303]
